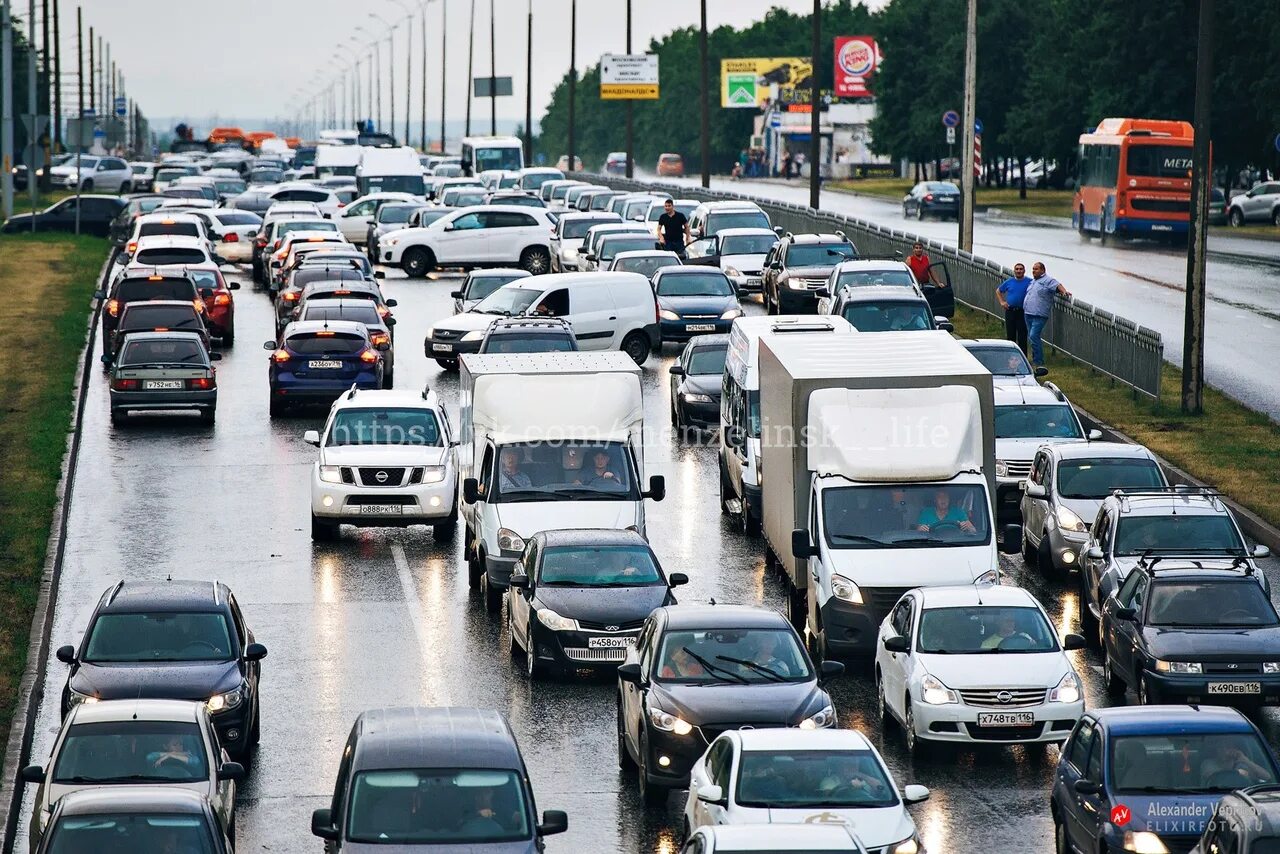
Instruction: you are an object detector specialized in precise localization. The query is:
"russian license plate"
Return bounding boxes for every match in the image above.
[686,323,716,332]
[745,277,762,288]
[1208,682,1261,694]
[143,380,183,390]
[359,505,403,516]
[588,636,633,649]
[432,343,453,352]
[977,712,1035,727]
[308,360,342,369]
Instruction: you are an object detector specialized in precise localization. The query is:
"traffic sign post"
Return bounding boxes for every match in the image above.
[945,126,956,145]
[942,110,960,128]
[600,53,659,100]
[113,96,127,118]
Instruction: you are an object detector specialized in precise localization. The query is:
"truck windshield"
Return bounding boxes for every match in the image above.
[490,442,638,502]
[821,484,992,548]
[361,175,426,196]
[474,147,523,173]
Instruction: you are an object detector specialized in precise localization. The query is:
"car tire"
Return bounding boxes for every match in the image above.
[638,733,666,807]
[110,409,126,426]
[1273,208,1280,227]
[435,358,458,371]
[621,331,650,366]
[739,496,760,536]
[915,205,924,221]
[1229,208,1244,227]
[1078,580,1099,643]
[466,531,484,589]
[1077,207,1091,240]
[525,627,542,679]
[250,703,261,745]
[520,246,551,275]
[1053,816,1069,854]
[310,514,339,541]
[82,179,93,191]
[902,204,910,219]
[403,247,434,278]
[1021,529,1038,567]
[904,704,929,756]
[508,611,521,657]
[221,326,235,347]
[786,585,806,635]
[120,181,131,194]
[433,514,457,541]
[268,398,284,418]
[481,567,502,613]
[1138,675,1159,705]
[617,700,635,770]
[1038,535,1061,578]
[1102,646,1126,697]
[200,408,216,425]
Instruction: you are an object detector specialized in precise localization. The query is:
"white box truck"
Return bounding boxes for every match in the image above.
[357,146,426,196]
[758,331,1016,659]
[458,352,666,612]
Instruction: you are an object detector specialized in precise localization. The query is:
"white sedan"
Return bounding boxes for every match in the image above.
[874,584,1086,754]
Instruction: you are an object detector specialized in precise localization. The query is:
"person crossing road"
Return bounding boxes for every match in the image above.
[655,198,691,255]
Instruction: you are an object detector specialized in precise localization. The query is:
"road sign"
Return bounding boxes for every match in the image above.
[770,114,782,129]
[946,126,956,145]
[114,96,127,117]
[942,110,960,128]
[974,118,984,135]
[81,107,95,118]
[472,77,513,98]
[600,53,659,100]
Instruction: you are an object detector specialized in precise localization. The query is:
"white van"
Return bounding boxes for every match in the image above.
[356,146,425,196]
[461,136,525,177]
[315,144,362,180]
[424,272,659,368]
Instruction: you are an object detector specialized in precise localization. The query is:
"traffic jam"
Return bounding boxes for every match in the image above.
[12,130,1280,854]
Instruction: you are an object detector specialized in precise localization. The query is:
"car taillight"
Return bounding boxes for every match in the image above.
[188,377,215,390]
[223,233,239,243]
[193,300,206,314]
[255,237,267,247]
[359,348,379,364]
[282,291,299,302]
[925,193,934,202]
[107,299,120,317]
[369,331,390,347]
[110,377,138,390]
[271,349,291,363]
[272,240,281,250]
[126,241,137,253]
[214,293,231,306]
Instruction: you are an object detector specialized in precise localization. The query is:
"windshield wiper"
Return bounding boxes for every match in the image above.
[891,536,947,546]
[680,647,747,684]
[59,773,182,783]
[830,533,886,545]
[715,655,787,682]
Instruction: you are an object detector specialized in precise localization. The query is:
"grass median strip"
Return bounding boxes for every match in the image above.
[952,305,1280,528]
[827,177,1076,219]
[0,232,105,739]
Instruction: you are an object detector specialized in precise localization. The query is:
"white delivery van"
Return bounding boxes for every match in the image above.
[719,316,855,536]
[461,136,525,176]
[315,144,362,179]
[758,331,1017,659]
[356,146,426,196]
[458,352,666,610]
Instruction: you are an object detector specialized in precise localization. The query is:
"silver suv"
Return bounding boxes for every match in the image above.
[1076,488,1271,643]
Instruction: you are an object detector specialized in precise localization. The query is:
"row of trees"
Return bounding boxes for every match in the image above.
[534,0,1280,188]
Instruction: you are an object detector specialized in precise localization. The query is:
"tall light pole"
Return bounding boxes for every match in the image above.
[489,0,496,136]
[625,0,633,178]
[1182,0,1214,414]
[464,0,475,137]
[439,0,447,151]
[388,0,412,146]
[368,13,396,135]
[567,0,576,172]
[419,1,429,150]
[959,0,977,252]
[1,0,13,219]
[524,0,533,162]
[355,27,380,130]
[808,0,821,209]
[699,0,709,188]
[336,43,362,123]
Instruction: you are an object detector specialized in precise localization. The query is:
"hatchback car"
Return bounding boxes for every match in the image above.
[1191,784,1280,853]
[653,267,742,342]
[508,529,686,678]
[97,273,202,351]
[265,321,387,415]
[105,300,211,365]
[34,787,234,854]
[477,317,580,355]
[108,332,221,425]
[609,249,684,283]
[669,334,729,432]
[296,299,397,384]
[960,338,1038,389]
[55,579,266,761]
[902,181,961,220]
[452,268,533,314]
[657,153,685,177]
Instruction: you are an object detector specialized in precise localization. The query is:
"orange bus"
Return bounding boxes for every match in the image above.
[1072,117,1194,243]
[208,126,246,144]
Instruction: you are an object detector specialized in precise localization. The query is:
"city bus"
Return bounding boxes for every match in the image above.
[1072,117,1194,243]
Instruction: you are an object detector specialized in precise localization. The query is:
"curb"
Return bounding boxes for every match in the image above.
[0,252,111,854]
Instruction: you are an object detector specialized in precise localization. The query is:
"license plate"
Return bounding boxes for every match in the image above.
[1208,682,1261,694]
[143,380,183,390]
[745,277,762,288]
[588,636,634,649]
[977,712,1035,727]
[359,505,403,516]
[432,343,453,352]
[686,324,716,332]
[308,360,342,369]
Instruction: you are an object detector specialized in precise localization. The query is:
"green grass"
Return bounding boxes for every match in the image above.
[9,189,75,215]
[952,305,1280,527]
[828,177,1076,218]
[0,232,106,739]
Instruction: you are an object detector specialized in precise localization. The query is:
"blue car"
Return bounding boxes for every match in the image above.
[265,320,385,417]
[1052,706,1280,854]
[652,266,742,342]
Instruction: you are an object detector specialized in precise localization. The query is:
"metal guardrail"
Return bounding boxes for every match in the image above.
[571,173,1164,399]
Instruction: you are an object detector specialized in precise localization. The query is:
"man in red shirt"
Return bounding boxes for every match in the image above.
[905,242,939,285]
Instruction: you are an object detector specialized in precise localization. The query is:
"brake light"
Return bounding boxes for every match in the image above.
[359,348,379,364]
[272,240,281,250]
[282,291,300,302]
[223,233,239,243]
[271,348,290,363]
[152,327,169,332]
[369,331,390,347]
[148,275,163,281]
[307,237,325,242]
[110,377,138,390]
[255,237,267,247]
[193,300,206,314]
[925,193,934,202]
[316,330,336,336]
[214,293,231,306]
[126,241,137,253]
[107,299,120,317]
[333,289,352,295]
[187,377,214,390]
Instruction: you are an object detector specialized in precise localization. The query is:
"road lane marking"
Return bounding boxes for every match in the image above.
[391,542,452,704]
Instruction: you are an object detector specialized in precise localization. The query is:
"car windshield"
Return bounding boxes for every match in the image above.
[840,301,933,332]
[52,721,209,784]
[1110,732,1278,794]
[917,606,1058,654]
[466,274,525,301]
[491,442,637,502]
[656,628,811,683]
[250,169,284,183]
[967,345,1032,376]
[538,545,662,586]
[1147,580,1279,627]
[116,280,196,303]
[1115,513,1246,556]
[346,768,531,844]
[154,168,189,181]
[138,223,199,239]
[216,212,261,227]
[600,236,658,261]
[327,408,442,447]
[46,813,216,854]
[786,244,855,267]
[719,235,776,255]
[736,749,897,808]
[286,333,367,355]
[377,205,415,223]
[119,338,205,366]
[993,404,1082,439]
[481,332,577,354]
[657,272,733,297]
[687,345,728,375]
[822,484,992,548]
[474,287,541,316]
[1056,458,1164,499]
[83,612,234,663]
[136,248,206,266]
[614,256,680,278]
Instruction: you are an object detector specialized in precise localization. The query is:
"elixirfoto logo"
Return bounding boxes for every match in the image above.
[1111,804,1132,826]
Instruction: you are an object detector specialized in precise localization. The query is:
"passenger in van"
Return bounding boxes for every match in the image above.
[916,489,976,533]
[499,450,532,490]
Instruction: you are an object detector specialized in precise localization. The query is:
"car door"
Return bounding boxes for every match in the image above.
[510,543,537,645]
[1110,572,1148,684]
[922,261,956,317]
[695,738,733,827]
[435,211,486,263]
[83,198,124,236]
[204,715,235,834]
[338,199,377,241]
[563,283,615,349]
[105,158,130,191]
[1081,508,1112,612]
[1057,718,1097,851]
[1023,452,1049,541]
[880,597,914,720]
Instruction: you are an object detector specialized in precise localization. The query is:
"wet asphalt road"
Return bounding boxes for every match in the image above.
[15,256,1280,854]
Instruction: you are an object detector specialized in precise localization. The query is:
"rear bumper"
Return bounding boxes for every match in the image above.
[110,389,217,412]
[270,376,380,403]
[659,318,733,341]
[1113,217,1188,236]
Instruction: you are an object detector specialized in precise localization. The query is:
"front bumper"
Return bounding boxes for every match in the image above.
[777,286,822,313]
[210,702,252,757]
[424,335,480,361]
[1144,670,1280,705]
[817,596,880,657]
[676,393,720,428]
[311,472,456,524]
[659,318,733,341]
[484,553,519,589]
[528,621,638,673]
[1044,526,1089,572]
[642,725,704,787]
[912,697,1081,744]
[110,389,217,413]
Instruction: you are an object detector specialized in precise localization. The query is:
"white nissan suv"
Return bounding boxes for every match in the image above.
[379,205,556,277]
[304,387,459,541]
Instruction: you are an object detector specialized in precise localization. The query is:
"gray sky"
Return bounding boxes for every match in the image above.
[76,0,870,135]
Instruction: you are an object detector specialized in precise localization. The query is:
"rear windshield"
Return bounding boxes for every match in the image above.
[274,189,329,203]
[300,303,381,325]
[601,236,659,260]
[786,243,856,267]
[119,338,205,366]
[286,333,367,354]
[216,212,261,226]
[138,223,199,239]
[251,169,284,183]
[120,306,201,330]
[966,345,1032,376]
[306,289,378,304]
[135,248,206,266]
[481,332,577,354]
[562,218,616,239]
[706,210,771,234]
[840,301,933,332]
[117,280,197,302]
[279,221,338,236]
[155,167,193,180]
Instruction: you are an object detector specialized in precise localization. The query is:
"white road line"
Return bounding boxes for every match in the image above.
[391,542,452,704]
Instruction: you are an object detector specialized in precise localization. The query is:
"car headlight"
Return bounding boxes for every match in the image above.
[462,329,485,342]
[920,673,958,705]
[648,707,693,735]
[535,607,578,632]
[831,573,863,604]
[421,465,446,484]
[206,685,245,714]
[682,392,714,404]
[798,705,837,730]
[723,265,741,278]
[318,465,343,484]
[1122,831,1169,854]
[1154,659,1202,674]
[721,308,743,320]
[385,237,399,247]
[786,278,808,289]
[1049,671,1082,704]
[995,459,1009,477]
[1055,505,1087,533]
[973,568,1000,586]
[497,527,524,552]
[1264,662,1280,674]
[892,838,921,854]
[659,309,681,321]
[67,687,98,707]
[425,326,435,339]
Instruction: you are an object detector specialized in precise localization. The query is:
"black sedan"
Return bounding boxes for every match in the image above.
[669,333,728,434]
[902,181,960,221]
[1101,561,1280,708]
[616,604,843,805]
[1,194,125,238]
[508,529,686,679]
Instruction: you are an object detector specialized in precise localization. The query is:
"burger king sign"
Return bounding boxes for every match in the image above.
[834,36,879,98]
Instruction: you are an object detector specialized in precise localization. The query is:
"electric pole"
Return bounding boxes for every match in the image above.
[625,0,633,179]
[464,0,474,137]
[52,0,60,151]
[959,0,977,252]
[489,0,496,136]
[28,0,38,221]
[524,0,532,162]
[567,0,576,171]
[699,0,709,188]
[1182,0,1213,414]
[420,7,427,149]
[439,0,447,150]
[1,0,13,220]
[808,0,821,209]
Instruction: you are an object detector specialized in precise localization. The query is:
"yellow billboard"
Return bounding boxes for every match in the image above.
[720,57,813,108]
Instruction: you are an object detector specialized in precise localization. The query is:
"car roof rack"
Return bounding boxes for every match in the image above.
[1112,486,1225,512]
[846,252,905,262]
[1044,381,1068,402]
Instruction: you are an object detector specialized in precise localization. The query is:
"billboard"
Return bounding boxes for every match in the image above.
[834,36,879,98]
[601,54,659,99]
[720,57,812,108]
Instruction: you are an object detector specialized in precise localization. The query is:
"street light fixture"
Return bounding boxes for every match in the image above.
[353,28,379,130]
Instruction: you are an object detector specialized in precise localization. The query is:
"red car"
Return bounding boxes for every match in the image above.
[151,262,239,345]
[656,153,685,177]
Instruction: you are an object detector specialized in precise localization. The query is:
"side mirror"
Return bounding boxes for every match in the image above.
[209,352,223,362]
[791,528,817,559]
[617,662,642,685]
[217,761,246,782]
[1074,779,1101,796]
[311,808,340,841]
[819,659,845,681]
[815,287,830,298]
[1254,544,1272,559]
[303,430,321,446]
[508,573,530,589]
[536,810,568,836]
[385,317,397,327]
[1087,429,1103,441]
[668,365,685,376]
[20,765,45,784]
[1085,545,1104,561]
[450,290,464,299]
[56,645,76,665]
[669,572,689,587]
[882,635,909,654]
[374,270,386,279]
[1063,633,1087,651]
[903,784,931,804]
[583,253,596,262]
[244,642,268,661]
[228,282,241,290]
[100,353,112,364]
[463,477,480,504]
[1114,607,1137,622]
[385,298,398,307]
[94,289,106,299]
[999,524,1022,554]
[1024,482,1047,499]
[213,255,229,265]
[262,340,276,350]
[645,475,666,502]
[696,784,725,805]
[935,319,955,333]
[375,341,391,352]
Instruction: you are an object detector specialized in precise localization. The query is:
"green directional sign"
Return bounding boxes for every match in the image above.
[726,74,757,107]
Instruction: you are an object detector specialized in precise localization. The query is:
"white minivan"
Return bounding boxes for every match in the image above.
[424,272,659,369]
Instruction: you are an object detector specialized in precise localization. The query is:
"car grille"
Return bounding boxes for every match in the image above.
[346,495,414,505]
[358,467,406,487]
[866,586,914,618]
[1203,662,1262,674]
[959,688,1047,708]
[577,618,644,632]
[432,329,461,341]
[696,722,786,746]
[963,722,1045,741]
[1003,459,1034,479]
[798,276,828,289]
[563,647,628,662]
[682,314,718,320]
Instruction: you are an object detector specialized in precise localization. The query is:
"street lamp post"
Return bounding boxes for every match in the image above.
[567,0,576,173]
[439,0,447,151]
[388,0,412,146]
[368,13,396,135]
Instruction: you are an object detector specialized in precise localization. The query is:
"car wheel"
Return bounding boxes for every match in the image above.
[268,398,285,418]
[310,513,339,541]
[915,205,924,221]
[621,331,650,365]
[1138,675,1159,705]
[403,247,434,278]
[250,703,261,744]
[110,408,126,426]
[200,408,216,425]
[638,733,666,806]
[433,513,456,541]
[221,326,235,347]
[82,179,93,191]
[1229,208,1244,227]
[466,532,483,589]
[1053,815,1069,854]
[876,670,891,726]
[525,627,542,679]
[481,569,502,613]
[1273,208,1280,227]
[1102,646,1126,697]
[617,699,635,769]
[786,586,806,635]
[903,204,910,219]
[383,367,393,387]
[1077,207,1091,240]
[1021,529,1038,566]
[718,462,734,517]
[508,610,521,657]
[739,496,760,536]
[1038,535,1061,578]
[1078,580,1099,643]
[119,181,131,194]
[520,246,551,275]
[904,704,929,756]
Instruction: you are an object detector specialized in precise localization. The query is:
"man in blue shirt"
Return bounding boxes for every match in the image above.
[1023,261,1072,374]
[996,263,1031,353]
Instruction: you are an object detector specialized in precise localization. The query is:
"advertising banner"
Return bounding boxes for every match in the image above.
[834,36,879,98]
[720,57,812,108]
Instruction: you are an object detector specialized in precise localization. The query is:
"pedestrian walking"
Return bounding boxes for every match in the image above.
[781,150,792,180]
[1023,260,1072,375]
[996,263,1032,354]
[655,198,691,255]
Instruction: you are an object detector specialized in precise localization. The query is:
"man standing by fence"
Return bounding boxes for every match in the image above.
[1023,261,1071,376]
[996,263,1031,354]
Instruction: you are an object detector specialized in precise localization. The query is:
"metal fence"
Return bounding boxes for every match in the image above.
[571,173,1164,399]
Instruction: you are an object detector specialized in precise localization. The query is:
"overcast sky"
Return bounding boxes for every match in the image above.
[73,0,878,135]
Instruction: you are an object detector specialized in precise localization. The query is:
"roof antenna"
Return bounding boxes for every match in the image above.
[166,573,172,582]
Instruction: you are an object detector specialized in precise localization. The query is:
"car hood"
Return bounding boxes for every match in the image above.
[761,804,914,849]
[534,585,669,625]
[495,502,639,538]
[720,253,766,272]
[679,373,721,397]
[996,437,1086,462]
[651,680,828,727]
[49,166,84,178]
[321,445,450,467]
[71,660,241,701]
[918,651,1070,689]
[338,841,538,854]
[1056,496,1102,527]
[826,545,993,587]
[780,265,839,279]
[657,294,737,315]
[1143,625,1280,659]
[3,212,35,227]
[1102,794,1217,836]
[436,311,502,334]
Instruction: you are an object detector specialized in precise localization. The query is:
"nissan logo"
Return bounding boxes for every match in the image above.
[996,691,1013,704]
[375,470,389,484]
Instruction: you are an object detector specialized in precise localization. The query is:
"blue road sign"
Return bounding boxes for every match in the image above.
[975,118,984,135]
[114,96,127,117]
[942,110,960,128]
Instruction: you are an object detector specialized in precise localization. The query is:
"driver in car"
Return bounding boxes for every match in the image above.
[147,735,197,772]
[1201,740,1274,787]
[981,613,1029,650]
[916,489,976,534]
